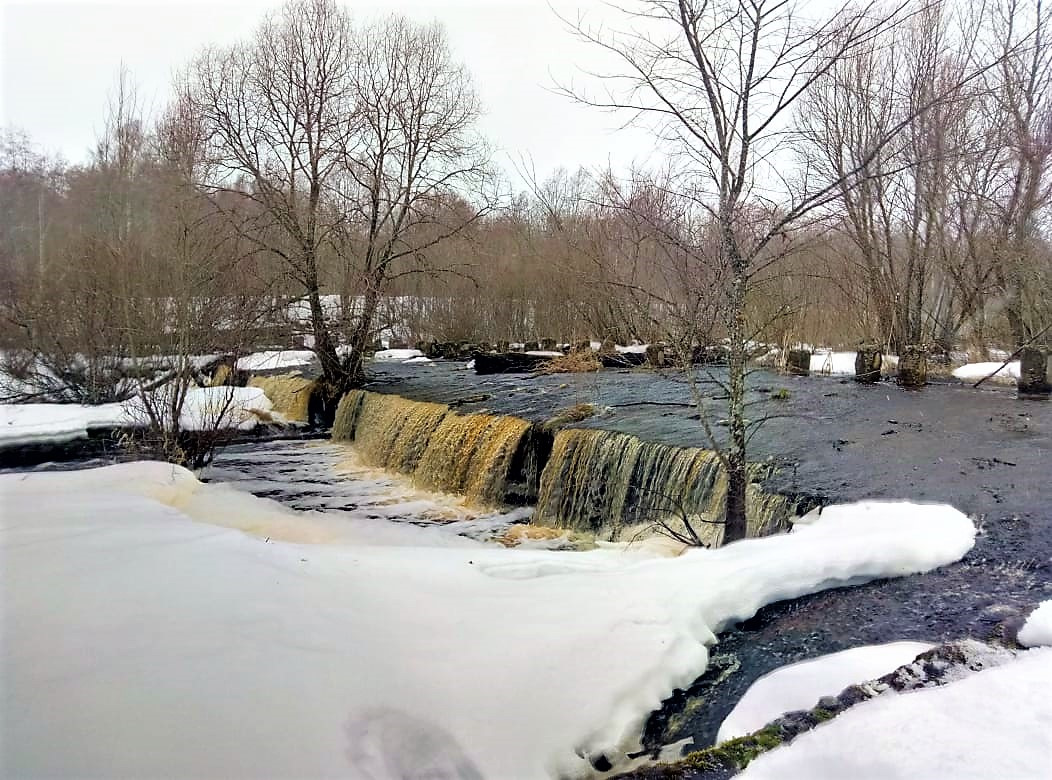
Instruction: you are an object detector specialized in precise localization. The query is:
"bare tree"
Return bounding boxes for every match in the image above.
[987,0,1052,345]
[334,15,497,384]
[190,0,496,396]
[559,0,916,543]
[190,0,355,394]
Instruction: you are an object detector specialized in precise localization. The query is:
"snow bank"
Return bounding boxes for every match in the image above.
[1018,600,1052,648]
[1,386,275,448]
[0,468,976,779]
[809,350,857,375]
[717,641,934,742]
[952,361,1021,382]
[525,350,564,357]
[0,402,132,447]
[372,348,426,362]
[235,349,316,372]
[175,386,274,431]
[738,648,1052,780]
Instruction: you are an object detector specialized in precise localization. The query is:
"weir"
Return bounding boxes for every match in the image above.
[535,428,795,544]
[248,374,315,423]
[331,390,799,541]
[332,390,538,505]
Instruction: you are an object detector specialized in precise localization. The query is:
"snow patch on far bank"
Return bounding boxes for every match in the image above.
[372,348,427,362]
[952,361,1021,383]
[235,349,316,372]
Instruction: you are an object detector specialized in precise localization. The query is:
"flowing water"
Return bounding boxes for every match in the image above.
[201,438,538,543]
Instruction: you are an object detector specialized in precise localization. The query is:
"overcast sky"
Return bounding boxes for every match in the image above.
[0,0,660,186]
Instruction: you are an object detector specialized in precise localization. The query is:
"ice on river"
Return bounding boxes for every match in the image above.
[716,641,935,742]
[738,647,1052,780]
[1,463,976,778]
[1018,600,1052,648]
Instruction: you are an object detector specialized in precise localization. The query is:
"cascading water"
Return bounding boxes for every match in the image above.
[534,428,796,544]
[331,390,797,541]
[248,374,315,423]
[332,390,534,506]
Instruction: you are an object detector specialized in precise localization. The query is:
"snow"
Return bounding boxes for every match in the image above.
[372,348,426,362]
[121,386,276,432]
[0,386,275,447]
[235,349,316,372]
[525,350,564,357]
[168,386,274,431]
[809,350,858,375]
[717,641,934,742]
[0,467,976,780]
[616,344,649,354]
[1018,600,1052,648]
[952,360,1021,382]
[0,402,132,447]
[738,648,1052,780]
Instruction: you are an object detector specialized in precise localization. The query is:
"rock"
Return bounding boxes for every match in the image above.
[854,344,882,383]
[646,344,668,368]
[786,349,811,376]
[472,352,549,374]
[539,338,558,351]
[897,345,927,388]
[1018,346,1050,398]
[599,351,647,368]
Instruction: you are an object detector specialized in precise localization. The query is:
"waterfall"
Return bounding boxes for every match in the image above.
[248,374,315,423]
[332,390,534,505]
[534,429,796,544]
[331,391,798,541]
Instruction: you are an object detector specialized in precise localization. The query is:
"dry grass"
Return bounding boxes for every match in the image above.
[543,402,597,432]
[209,363,233,387]
[536,352,602,374]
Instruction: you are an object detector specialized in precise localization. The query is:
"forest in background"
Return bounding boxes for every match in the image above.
[1,0,1050,401]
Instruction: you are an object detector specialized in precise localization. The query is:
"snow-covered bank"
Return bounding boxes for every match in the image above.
[235,349,316,372]
[738,647,1052,780]
[372,348,429,362]
[1,386,277,450]
[716,641,935,742]
[0,401,130,447]
[952,360,1021,383]
[1,466,976,778]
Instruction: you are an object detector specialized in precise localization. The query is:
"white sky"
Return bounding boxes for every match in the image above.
[0,0,659,186]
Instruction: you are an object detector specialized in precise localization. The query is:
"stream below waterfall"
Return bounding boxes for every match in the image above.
[201,439,539,544]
